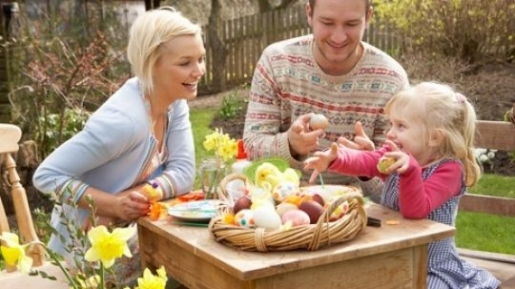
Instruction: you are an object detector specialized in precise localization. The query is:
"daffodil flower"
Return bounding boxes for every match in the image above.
[135,266,168,289]
[0,232,33,274]
[203,128,238,163]
[84,225,136,269]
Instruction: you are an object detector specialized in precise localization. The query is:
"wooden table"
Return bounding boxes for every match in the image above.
[137,203,455,289]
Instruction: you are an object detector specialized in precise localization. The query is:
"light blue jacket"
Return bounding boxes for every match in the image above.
[32,77,195,255]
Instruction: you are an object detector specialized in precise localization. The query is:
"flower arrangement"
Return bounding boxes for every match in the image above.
[0,196,168,289]
[202,128,238,163]
[201,129,238,199]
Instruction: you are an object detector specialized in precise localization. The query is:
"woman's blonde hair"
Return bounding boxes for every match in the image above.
[126,6,202,94]
[385,82,481,187]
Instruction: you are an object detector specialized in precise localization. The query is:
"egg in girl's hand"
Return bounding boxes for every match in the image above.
[252,205,282,230]
[234,209,255,228]
[377,156,395,174]
[281,209,311,227]
[309,113,329,130]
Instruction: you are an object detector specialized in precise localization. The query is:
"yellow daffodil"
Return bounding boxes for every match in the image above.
[84,225,135,269]
[0,232,33,274]
[202,132,218,151]
[135,266,168,289]
[203,129,238,163]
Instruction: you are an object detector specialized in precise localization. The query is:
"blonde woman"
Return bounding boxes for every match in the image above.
[305,82,501,288]
[33,6,205,287]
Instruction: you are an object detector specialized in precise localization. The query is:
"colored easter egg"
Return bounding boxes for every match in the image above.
[234,209,255,228]
[272,182,299,203]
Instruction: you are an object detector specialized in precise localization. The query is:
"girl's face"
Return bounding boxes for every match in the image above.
[386,115,433,165]
[153,34,206,102]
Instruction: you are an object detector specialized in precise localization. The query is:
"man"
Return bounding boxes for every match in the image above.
[243,0,409,201]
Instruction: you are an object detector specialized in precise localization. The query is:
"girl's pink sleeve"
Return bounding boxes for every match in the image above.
[328,146,389,179]
[399,157,463,219]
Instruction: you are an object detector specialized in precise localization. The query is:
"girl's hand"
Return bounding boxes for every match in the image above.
[382,140,410,174]
[115,187,150,221]
[304,142,339,183]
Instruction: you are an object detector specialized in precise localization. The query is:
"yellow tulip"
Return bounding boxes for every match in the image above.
[84,225,136,269]
[135,266,168,289]
[0,232,33,274]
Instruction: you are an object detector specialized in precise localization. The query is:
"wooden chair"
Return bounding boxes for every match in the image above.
[0,124,68,289]
[0,123,45,271]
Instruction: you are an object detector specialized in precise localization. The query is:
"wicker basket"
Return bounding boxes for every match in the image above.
[208,174,367,252]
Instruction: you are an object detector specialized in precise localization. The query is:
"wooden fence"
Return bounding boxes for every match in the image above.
[0,5,401,120]
[199,5,401,94]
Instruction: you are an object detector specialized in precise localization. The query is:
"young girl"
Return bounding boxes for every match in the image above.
[304,82,501,289]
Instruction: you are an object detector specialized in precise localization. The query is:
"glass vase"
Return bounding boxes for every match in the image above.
[199,157,226,200]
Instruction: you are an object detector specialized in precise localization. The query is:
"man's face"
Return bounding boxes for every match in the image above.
[307,0,372,74]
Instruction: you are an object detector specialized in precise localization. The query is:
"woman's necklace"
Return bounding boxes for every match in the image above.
[140,85,168,152]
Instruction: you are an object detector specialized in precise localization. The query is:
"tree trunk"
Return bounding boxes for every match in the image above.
[145,0,161,10]
[207,0,228,93]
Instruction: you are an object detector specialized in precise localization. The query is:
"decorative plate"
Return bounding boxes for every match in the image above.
[167,200,220,223]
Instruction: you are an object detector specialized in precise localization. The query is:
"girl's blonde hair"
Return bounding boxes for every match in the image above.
[385,82,481,187]
[126,6,202,94]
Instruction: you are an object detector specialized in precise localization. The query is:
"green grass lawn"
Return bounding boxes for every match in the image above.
[190,106,515,255]
[457,174,515,254]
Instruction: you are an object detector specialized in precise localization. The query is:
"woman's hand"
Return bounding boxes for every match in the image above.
[115,187,150,221]
[304,142,339,183]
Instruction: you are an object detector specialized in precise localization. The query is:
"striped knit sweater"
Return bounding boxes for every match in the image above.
[243,35,409,196]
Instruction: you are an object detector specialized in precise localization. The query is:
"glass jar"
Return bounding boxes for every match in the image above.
[199,157,226,200]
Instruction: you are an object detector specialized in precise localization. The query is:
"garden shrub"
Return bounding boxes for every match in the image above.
[374,0,515,63]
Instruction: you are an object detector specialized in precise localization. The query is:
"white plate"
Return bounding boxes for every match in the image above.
[167,200,220,223]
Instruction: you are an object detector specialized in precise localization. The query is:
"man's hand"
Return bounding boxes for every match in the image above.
[338,121,375,151]
[288,113,325,157]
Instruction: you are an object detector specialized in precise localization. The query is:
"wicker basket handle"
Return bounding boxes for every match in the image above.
[217,173,252,203]
[308,190,364,250]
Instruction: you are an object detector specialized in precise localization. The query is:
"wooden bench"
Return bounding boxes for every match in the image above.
[458,120,515,288]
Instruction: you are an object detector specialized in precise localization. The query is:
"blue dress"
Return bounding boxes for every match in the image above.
[382,159,501,289]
